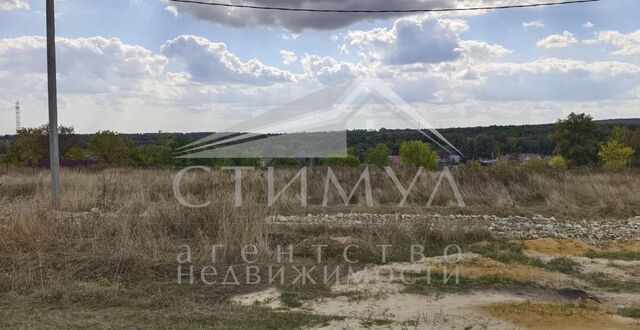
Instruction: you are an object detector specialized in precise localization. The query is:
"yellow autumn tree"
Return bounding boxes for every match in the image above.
[598,140,635,171]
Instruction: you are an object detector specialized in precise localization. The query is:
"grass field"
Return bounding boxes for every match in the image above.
[1,165,639,328]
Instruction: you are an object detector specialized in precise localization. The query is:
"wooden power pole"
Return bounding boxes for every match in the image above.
[47,0,61,207]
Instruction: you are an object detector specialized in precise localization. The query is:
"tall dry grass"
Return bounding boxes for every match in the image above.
[0,165,639,291]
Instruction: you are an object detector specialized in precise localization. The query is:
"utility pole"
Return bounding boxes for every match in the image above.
[47,0,61,207]
[15,101,21,133]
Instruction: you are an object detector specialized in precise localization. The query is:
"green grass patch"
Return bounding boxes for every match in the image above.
[468,241,545,267]
[403,272,531,295]
[360,318,395,328]
[585,250,640,261]
[579,272,640,293]
[618,306,640,319]
[543,257,582,275]
[0,280,341,329]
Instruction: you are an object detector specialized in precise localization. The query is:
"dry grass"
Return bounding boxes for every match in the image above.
[481,301,639,330]
[0,165,638,292]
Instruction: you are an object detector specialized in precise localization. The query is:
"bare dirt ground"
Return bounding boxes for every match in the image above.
[227,213,640,329]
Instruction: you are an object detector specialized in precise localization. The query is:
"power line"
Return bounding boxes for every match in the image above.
[168,0,601,13]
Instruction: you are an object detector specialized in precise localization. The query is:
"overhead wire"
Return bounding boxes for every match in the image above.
[168,0,601,13]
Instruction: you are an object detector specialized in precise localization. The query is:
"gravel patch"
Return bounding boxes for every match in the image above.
[267,213,640,243]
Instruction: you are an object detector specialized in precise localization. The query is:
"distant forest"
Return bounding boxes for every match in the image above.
[2,118,639,160]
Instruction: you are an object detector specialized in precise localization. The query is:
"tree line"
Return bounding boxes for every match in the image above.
[0,113,638,170]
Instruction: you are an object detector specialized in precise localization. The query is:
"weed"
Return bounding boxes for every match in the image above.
[544,257,582,275]
[586,251,640,261]
[360,318,395,328]
[618,306,640,319]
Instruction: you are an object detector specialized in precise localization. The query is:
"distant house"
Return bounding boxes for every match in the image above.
[389,155,402,165]
[519,153,543,163]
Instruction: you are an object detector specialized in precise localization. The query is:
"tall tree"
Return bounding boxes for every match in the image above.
[364,144,390,167]
[399,140,439,170]
[552,113,599,166]
[88,131,140,165]
[4,124,78,164]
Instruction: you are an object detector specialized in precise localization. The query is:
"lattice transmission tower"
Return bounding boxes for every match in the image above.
[15,100,21,133]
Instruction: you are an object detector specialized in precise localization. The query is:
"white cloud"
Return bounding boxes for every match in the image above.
[348,17,467,65]
[0,0,28,11]
[279,50,297,65]
[300,54,367,85]
[165,5,178,17]
[583,21,594,29]
[523,20,544,28]
[161,35,298,85]
[593,29,640,55]
[0,36,167,94]
[536,31,577,48]
[458,40,511,61]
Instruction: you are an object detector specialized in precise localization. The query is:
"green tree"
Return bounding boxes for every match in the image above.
[631,128,640,150]
[140,133,176,166]
[506,136,519,154]
[64,147,88,160]
[88,131,140,165]
[4,124,79,164]
[364,144,390,167]
[610,126,632,145]
[552,113,599,166]
[399,140,439,170]
[631,128,640,167]
[598,140,635,171]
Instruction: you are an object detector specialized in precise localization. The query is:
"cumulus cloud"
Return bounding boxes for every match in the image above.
[300,54,367,85]
[462,58,640,102]
[536,31,577,48]
[168,0,523,32]
[0,0,28,11]
[161,35,297,85]
[0,36,167,93]
[523,20,544,28]
[593,29,640,55]
[458,40,511,61]
[347,16,509,65]
[279,50,297,65]
[583,21,594,28]
[348,17,468,65]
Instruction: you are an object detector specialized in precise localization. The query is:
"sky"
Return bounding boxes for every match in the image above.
[0,0,639,134]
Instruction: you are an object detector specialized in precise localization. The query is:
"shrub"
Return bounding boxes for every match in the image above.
[525,159,548,171]
[548,155,567,169]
